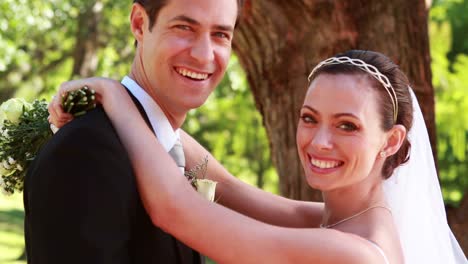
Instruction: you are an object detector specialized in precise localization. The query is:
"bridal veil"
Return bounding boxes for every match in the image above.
[383,89,467,263]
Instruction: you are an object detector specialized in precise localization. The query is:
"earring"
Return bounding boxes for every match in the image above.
[380,151,386,158]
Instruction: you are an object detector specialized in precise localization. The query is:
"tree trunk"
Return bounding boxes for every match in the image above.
[447,192,468,256]
[71,0,103,78]
[234,0,435,202]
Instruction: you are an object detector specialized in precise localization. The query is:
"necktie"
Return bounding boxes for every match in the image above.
[168,138,185,174]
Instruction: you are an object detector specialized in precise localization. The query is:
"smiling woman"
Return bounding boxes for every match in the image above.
[297,73,395,190]
[298,65,409,192]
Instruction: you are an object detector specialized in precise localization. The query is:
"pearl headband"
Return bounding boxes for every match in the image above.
[308,56,398,123]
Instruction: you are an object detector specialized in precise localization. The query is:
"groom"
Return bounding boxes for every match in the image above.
[24,0,243,263]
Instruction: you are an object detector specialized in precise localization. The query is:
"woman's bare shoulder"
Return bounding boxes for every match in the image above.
[263,226,394,264]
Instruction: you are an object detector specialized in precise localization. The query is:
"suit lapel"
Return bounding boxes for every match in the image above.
[123,86,155,135]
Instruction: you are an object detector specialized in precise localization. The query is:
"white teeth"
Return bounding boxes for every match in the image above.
[310,158,341,169]
[177,68,208,80]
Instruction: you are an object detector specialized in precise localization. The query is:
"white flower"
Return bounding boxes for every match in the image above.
[8,156,16,165]
[196,179,217,202]
[2,160,11,170]
[16,164,23,171]
[0,98,32,124]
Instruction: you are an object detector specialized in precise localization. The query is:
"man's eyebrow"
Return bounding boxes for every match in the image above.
[213,24,234,32]
[170,15,234,32]
[170,15,200,25]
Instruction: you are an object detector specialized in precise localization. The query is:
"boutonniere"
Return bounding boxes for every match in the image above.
[184,155,217,202]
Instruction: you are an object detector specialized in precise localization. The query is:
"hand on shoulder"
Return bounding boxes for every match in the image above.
[48,77,124,128]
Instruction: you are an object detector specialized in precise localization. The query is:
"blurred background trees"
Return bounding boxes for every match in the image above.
[430,0,468,249]
[0,0,467,261]
[0,0,132,101]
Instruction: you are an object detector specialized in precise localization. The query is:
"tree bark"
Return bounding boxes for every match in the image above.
[71,0,103,78]
[447,193,468,256]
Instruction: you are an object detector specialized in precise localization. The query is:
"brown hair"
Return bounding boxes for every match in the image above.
[309,50,413,179]
[133,0,245,31]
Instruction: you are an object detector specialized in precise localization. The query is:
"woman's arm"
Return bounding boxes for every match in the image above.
[181,130,323,228]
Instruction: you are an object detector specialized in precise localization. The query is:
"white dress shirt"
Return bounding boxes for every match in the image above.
[121,76,181,153]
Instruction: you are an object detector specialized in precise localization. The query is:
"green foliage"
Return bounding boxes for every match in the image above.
[430,1,468,205]
[441,0,468,64]
[0,0,133,102]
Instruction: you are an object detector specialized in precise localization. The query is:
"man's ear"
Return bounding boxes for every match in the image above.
[130,3,147,44]
[382,124,407,157]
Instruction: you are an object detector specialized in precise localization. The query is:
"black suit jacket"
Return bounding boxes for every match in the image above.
[24,91,203,264]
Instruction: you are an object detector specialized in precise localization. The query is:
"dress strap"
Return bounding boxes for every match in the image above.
[366,240,390,264]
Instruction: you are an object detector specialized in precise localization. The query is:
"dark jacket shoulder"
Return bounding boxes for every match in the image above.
[50,106,121,147]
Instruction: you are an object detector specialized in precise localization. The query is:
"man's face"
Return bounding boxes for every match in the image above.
[134,0,238,120]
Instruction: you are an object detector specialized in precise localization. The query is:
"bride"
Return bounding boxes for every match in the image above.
[49,50,466,263]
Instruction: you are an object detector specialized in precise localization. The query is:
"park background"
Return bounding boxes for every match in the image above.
[0,0,467,262]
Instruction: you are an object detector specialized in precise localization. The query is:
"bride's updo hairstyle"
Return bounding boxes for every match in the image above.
[308,50,413,179]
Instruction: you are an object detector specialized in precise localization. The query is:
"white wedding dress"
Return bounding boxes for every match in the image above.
[383,90,467,263]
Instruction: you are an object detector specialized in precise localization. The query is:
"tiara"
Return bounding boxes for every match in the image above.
[308,56,398,123]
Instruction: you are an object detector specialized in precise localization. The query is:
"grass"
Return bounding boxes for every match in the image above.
[0,193,26,264]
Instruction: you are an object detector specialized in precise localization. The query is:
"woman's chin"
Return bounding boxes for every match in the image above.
[305,176,328,191]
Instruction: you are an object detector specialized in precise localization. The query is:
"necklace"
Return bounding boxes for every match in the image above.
[320,205,392,229]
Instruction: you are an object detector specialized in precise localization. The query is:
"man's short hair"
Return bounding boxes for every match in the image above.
[133,0,245,31]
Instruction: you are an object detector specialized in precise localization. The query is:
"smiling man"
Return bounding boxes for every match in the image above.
[129,0,237,129]
[24,0,243,263]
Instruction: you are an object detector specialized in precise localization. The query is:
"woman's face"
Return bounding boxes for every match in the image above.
[296,73,388,191]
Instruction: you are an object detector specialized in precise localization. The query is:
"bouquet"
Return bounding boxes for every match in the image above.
[185,156,217,202]
[0,87,96,196]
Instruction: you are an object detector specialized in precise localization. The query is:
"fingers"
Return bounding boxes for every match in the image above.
[47,82,79,129]
[48,77,119,130]
[58,77,114,104]
[58,79,93,97]
[47,95,73,129]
